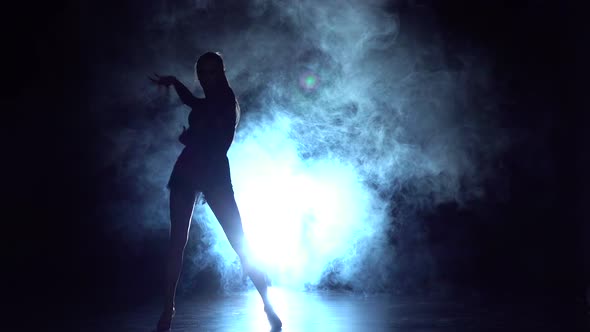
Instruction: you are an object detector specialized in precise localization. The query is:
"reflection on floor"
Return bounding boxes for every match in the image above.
[82,288,587,331]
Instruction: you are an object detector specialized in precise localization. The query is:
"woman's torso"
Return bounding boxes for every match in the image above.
[183,90,238,159]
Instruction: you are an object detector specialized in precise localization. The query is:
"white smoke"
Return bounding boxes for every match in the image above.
[96,0,508,292]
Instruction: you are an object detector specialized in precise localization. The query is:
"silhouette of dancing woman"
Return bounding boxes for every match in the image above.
[149,52,282,331]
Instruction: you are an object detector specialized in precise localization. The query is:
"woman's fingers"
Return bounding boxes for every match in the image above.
[148,74,163,83]
[148,73,173,87]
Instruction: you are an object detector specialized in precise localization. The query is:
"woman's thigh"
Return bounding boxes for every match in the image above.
[169,187,199,247]
[204,186,246,253]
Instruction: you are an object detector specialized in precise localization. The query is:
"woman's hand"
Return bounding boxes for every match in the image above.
[148,73,177,87]
[149,73,198,107]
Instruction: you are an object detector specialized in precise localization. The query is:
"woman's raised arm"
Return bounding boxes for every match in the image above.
[149,73,202,107]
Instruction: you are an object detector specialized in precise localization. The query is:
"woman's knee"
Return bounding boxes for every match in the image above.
[169,188,197,230]
[167,239,189,260]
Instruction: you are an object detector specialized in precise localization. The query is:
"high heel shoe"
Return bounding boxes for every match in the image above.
[154,307,176,332]
[264,305,282,331]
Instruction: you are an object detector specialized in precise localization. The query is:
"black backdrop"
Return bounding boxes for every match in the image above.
[5,0,588,328]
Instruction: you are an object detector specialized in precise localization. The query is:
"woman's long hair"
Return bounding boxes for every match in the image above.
[196,51,240,127]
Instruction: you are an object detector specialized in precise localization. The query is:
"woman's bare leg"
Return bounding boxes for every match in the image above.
[158,187,198,331]
[205,186,282,329]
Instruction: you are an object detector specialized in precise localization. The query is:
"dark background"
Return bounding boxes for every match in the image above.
[5,0,588,329]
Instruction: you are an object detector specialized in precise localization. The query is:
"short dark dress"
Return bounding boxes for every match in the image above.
[167,88,239,194]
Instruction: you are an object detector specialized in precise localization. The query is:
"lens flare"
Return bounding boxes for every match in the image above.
[299,72,319,91]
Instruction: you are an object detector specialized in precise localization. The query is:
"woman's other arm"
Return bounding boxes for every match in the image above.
[149,74,203,108]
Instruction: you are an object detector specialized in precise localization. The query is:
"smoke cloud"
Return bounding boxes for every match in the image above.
[92,0,508,293]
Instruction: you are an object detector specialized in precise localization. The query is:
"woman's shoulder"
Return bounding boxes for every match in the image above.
[208,90,237,107]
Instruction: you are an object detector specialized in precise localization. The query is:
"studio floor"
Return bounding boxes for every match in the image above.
[78,288,587,332]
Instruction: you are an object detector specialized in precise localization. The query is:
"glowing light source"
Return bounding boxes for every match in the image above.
[206,116,385,289]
